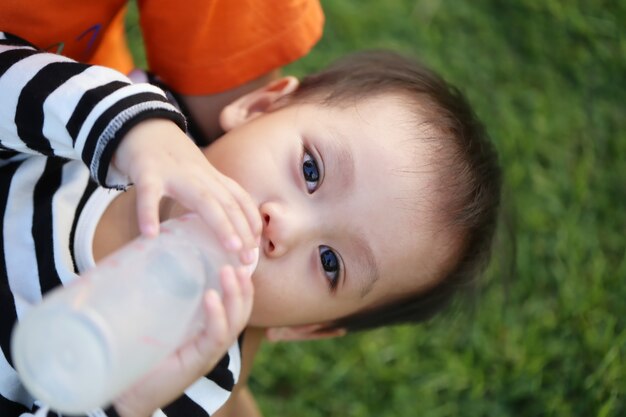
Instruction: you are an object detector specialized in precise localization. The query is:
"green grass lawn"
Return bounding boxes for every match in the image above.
[128,1,625,415]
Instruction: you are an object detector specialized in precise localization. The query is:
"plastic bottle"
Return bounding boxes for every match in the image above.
[10,214,257,415]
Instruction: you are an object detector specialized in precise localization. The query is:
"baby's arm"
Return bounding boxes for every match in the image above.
[0,32,260,261]
[1,33,259,415]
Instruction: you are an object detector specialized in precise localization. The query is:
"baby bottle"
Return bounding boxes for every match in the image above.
[11,214,257,415]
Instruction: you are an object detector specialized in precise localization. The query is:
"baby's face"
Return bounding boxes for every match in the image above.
[206,94,454,328]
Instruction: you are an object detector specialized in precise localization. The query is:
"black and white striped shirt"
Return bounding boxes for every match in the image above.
[0,33,241,417]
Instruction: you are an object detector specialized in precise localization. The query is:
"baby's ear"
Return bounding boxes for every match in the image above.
[265,324,346,342]
[219,76,299,131]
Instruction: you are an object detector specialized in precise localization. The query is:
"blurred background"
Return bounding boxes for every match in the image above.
[128,1,625,415]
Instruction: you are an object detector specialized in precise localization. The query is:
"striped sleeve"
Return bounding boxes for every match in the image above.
[0,32,186,189]
[161,341,242,416]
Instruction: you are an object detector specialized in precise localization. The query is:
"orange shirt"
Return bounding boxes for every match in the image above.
[0,0,324,94]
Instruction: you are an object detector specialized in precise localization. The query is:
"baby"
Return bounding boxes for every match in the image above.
[0,33,500,417]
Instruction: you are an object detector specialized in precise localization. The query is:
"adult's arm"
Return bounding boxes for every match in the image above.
[177,70,280,144]
[137,0,324,144]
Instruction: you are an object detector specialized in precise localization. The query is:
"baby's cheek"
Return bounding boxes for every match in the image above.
[247,274,279,323]
[253,281,309,326]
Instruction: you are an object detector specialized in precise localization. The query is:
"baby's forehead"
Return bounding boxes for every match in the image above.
[335,167,450,302]
[370,218,460,303]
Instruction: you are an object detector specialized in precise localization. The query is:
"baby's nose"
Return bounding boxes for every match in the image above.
[260,201,309,258]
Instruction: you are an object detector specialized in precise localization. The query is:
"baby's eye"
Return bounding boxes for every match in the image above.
[319,246,340,290]
[302,150,320,193]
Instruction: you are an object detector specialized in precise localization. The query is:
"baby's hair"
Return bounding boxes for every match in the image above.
[287,50,502,332]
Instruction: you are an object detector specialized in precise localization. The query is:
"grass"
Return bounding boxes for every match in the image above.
[127,1,625,415]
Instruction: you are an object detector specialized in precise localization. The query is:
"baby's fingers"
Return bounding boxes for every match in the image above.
[186,289,231,373]
[182,264,252,373]
[220,265,254,333]
[220,176,263,251]
[172,179,257,259]
[191,189,246,251]
[134,178,164,238]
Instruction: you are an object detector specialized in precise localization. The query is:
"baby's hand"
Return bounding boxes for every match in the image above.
[112,265,254,417]
[113,119,261,263]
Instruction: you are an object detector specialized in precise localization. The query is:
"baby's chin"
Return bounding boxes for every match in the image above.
[245,307,274,329]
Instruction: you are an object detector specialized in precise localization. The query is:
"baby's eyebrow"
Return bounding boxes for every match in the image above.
[351,233,379,298]
[324,133,354,190]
